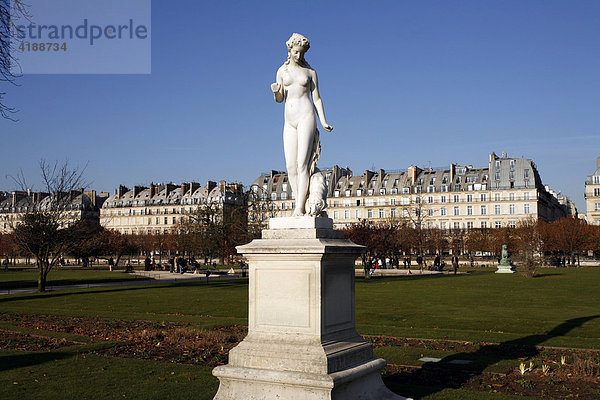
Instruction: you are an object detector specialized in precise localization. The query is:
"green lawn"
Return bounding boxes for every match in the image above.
[1,268,598,399]
[0,269,150,290]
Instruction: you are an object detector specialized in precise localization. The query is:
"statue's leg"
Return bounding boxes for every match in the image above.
[283,123,299,213]
[294,117,316,216]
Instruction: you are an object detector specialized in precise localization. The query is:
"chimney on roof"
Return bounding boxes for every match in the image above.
[219,180,226,194]
[408,166,417,184]
[118,185,129,198]
[597,156,600,170]
[489,152,497,162]
[180,183,189,196]
[379,169,385,181]
[190,182,200,194]
[165,183,177,197]
[133,186,146,198]
[450,163,455,183]
[150,183,157,197]
[207,180,217,192]
[502,152,507,158]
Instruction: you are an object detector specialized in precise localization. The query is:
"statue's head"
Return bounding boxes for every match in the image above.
[285,33,310,67]
[502,244,508,251]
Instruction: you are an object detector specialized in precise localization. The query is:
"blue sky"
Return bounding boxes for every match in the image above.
[1,0,599,213]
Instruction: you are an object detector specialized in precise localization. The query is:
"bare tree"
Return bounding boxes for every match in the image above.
[1,0,30,120]
[10,160,88,291]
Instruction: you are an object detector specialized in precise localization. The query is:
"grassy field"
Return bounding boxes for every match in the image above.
[1,268,599,399]
[0,269,150,290]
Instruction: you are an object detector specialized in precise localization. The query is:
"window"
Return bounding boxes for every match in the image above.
[453,195,460,203]
[343,200,351,207]
[480,205,487,215]
[453,222,461,230]
[524,169,529,178]
[428,208,434,216]
[495,221,502,229]
[453,206,460,216]
[427,185,435,193]
[524,204,531,214]
[345,190,351,196]
[594,176,600,184]
[355,209,362,218]
[368,189,374,195]
[390,208,397,218]
[510,160,515,169]
[454,184,461,191]
[281,203,287,209]
[402,187,410,194]
[356,189,362,196]
[595,203,600,211]
[378,209,385,218]
[271,192,277,200]
[467,206,473,215]
[466,194,473,202]
[367,209,373,218]
[481,221,488,228]
[379,188,386,195]
[415,196,421,204]
[509,171,514,180]
[281,192,288,200]
[291,202,295,209]
[333,211,339,219]
[401,208,409,217]
[164,217,167,224]
[390,198,397,205]
[440,207,447,216]
[523,192,530,200]
[415,186,422,193]
[427,196,434,204]
[441,185,448,192]
[391,188,398,194]
[401,197,409,205]
[366,199,374,206]
[495,161,500,169]
[509,204,516,214]
[480,194,487,202]
[440,222,447,230]
[509,220,516,228]
[594,188,600,196]
[466,221,474,230]
[509,193,515,201]
[494,193,501,201]
[495,172,500,180]
[378,198,386,206]
[440,195,447,203]
[494,205,501,215]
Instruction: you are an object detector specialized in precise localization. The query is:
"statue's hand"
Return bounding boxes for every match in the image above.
[322,123,333,132]
[271,82,281,93]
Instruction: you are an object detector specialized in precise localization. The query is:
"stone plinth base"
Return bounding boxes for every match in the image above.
[213,358,405,400]
[212,216,409,400]
[496,264,516,273]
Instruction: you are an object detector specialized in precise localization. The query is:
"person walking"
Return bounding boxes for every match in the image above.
[416,254,423,273]
[3,256,8,271]
[452,254,459,274]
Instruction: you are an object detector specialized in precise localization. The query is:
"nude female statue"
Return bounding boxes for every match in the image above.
[271,33,333,216]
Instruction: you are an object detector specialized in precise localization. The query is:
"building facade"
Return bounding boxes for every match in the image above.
[100,181,245,234]
[0,189,107,233]
[585,157,600,226]
[251,153,574,229]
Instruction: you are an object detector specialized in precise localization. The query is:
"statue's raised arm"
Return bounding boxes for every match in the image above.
[271,33,333,217]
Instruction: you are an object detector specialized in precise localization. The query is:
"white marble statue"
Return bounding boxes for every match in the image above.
[271,33,333,217]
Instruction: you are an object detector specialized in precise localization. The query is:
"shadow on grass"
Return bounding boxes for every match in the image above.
[385,315,600,399]
[0,351,73,372]
[0,278,249,304]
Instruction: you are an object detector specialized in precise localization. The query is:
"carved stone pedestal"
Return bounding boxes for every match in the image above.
[212,216,410,399]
